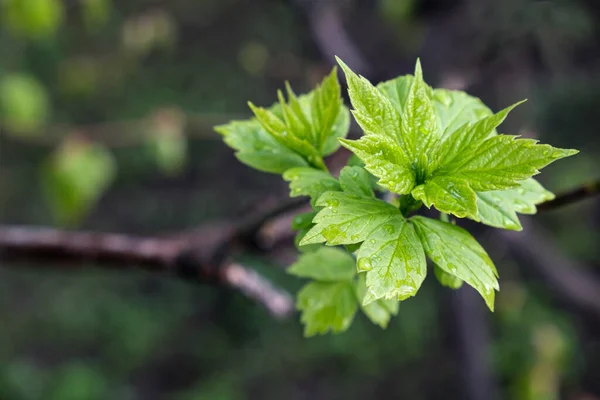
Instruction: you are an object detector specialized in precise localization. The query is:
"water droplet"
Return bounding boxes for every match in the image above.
[357,258,373,271]
[326,199,340,208]
[369,239,376,244]
[383,224,395,234]
[350,234,359,241]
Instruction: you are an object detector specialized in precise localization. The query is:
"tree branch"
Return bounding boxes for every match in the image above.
[0,203,301,319]
[537,179,600,212]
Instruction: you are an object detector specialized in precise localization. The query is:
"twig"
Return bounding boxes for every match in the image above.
[538,179,600,212]
[0,219,296,318]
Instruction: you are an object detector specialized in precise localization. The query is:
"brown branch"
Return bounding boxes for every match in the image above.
[0,219,296,319]
[538,179,600,212]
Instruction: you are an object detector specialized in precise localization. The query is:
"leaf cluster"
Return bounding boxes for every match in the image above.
[216,58,577,336]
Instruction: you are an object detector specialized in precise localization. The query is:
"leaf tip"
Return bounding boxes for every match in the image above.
[335,56,352,76]
[414,58,423,79]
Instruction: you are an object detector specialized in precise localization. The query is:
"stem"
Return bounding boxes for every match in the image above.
[440,212,450,223]
[538,179,600,212]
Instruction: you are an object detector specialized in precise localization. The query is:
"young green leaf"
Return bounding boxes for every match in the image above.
[433,101,526,171]
[400,59,439,169]
[283,167,341,207]
[336,58,405,146]
[473,178,555,230]
[248,102,326,170]
[299,192,400,246]
[215,119,308,174]
[432,89,494,137]
[288,247,356,282]
[338,166,374,198]
[354,273,399,328]
[294,228,321,253]
[411,175,479,219]
[434,264,463,289]
[437,135,578,191]
[300,192,427,304]
[340,135,416,195]
[411,216,499,311]
[356,217,427,304]
[291,211,318,231]
[335,57,414,176]
[292,211,320,252]
[297,281,358,337]
[311,67,344,151]
[376,75,414,118]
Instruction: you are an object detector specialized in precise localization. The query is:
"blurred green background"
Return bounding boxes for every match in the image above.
[1,0,599,399]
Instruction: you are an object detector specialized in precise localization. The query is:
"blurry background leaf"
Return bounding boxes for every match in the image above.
[2,0,64,39]
[238,41,270,76]
[145,108,187,176]
[48,363,108,400]
[41,137,116,226]
[0,73,49,135]
[78,0,111,31]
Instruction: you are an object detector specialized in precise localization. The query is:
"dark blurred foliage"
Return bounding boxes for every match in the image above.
[1,0,600,399]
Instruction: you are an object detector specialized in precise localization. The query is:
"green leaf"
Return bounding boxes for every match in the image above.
[376,75,414,118]
[474,178,555,231]
[354,273,399,328]
[297,281,358,337]
[291,211,318,230]
[300,192,427,304]
[294,228,321,253]
[509,178,556,214]
[248,102,326,170]
[356,218,427,304]
[432,88,494,137]
[400,59,439,170]
[411,216,499,311]
[299,192,400,246]
[215,119,309,174]
[437,135,578,191]
[411,176,478,219]
[42,138,115,227]
[219,69,349,174]
[434,264,463,289]
[283,167,341,207]
[475,191,522,231]
[311,67,344,151]
[288,247,356,281]
[338,166,374,198]
[433,101,526,170]
[336,57,414,179]
[292,211,320,252]
[340,136,416,195]
[336,58,406,148]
